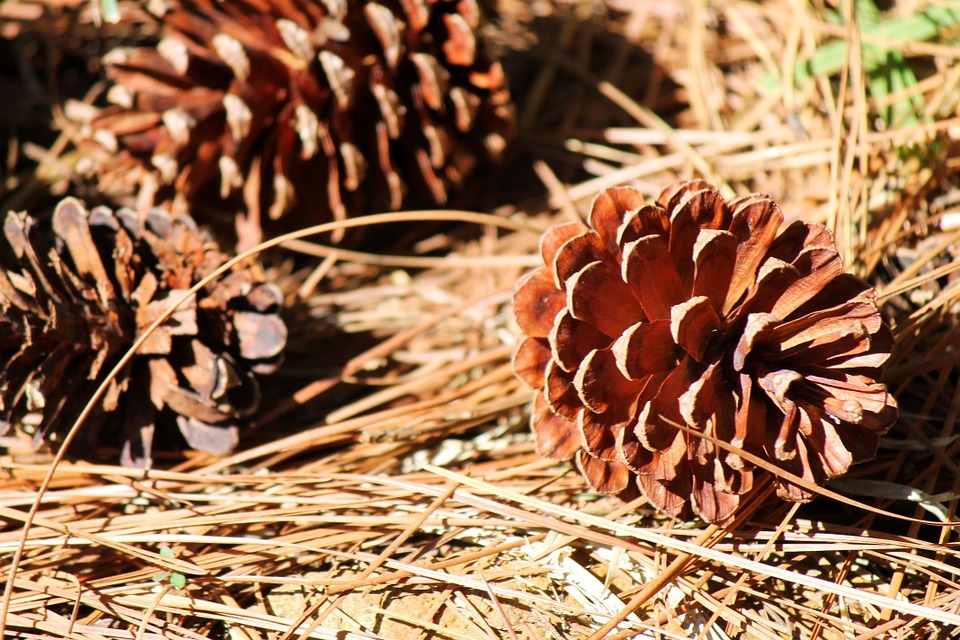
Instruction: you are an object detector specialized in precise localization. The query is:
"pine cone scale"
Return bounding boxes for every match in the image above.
[579,407,625,461]
[513,337,550,390]
[622,235,683,320]
[576,452,630,494]
[670,296,720,362]
[551,230,605,289]
[52,200,115,294]
[723,200,784,314]
[635,359,697,452]
[550,311,611,376]
[532,393,580,460]
[691,229,737,310]
[513,270,565,339]
[544,361,581,421]
[767,255,843,321]
[573,348,642,415]
[567,261,642,337]
[233,310,287,361]
[615,205,671,252]
[588,187,648,252]
[178,415,238,456]
[775,303,874,351]
[612,320,679,380]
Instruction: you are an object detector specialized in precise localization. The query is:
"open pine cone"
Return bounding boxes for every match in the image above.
[513,181,898,522]
[0,198,287,466]
[74,0,514,247]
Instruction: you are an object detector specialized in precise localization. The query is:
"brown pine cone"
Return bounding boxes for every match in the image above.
[0,198,287,466]
[74,0,514,247]
[513,181,898,523]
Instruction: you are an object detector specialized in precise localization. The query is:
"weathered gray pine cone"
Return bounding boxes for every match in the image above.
[75,0,515,247]
[513,181,898,522]
[0,198,287,466]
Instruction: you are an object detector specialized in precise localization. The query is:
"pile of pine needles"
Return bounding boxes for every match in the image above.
[5,0,960,638]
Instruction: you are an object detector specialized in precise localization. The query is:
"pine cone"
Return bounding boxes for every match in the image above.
[513,181,898,522]
[0,198,287,466]
[76,0,514,247]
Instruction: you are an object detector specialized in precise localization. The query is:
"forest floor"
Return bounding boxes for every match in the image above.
[3,1,960,638]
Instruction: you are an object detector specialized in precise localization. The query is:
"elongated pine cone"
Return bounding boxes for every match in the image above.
[0,198,287,466]
[76,0,514,246]
[513,181,898,522]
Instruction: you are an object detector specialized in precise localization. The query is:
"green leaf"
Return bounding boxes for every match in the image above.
[169,573,187,589]
[760,0,960,102]
[854,0,882,25]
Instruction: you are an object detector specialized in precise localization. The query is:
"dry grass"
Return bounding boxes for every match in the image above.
[4,0,960,638]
